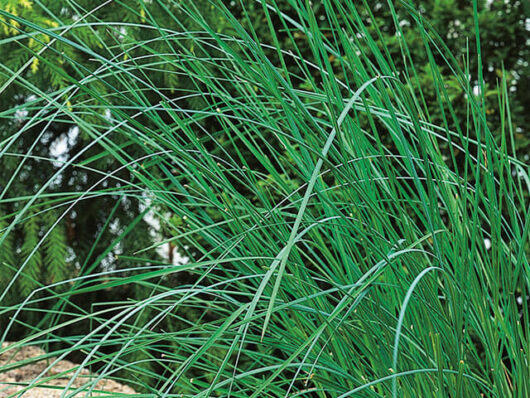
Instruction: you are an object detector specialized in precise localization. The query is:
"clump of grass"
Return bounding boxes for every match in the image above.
[0,0,528,397]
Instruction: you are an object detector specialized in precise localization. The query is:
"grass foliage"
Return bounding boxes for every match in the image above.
[0,0,529,397]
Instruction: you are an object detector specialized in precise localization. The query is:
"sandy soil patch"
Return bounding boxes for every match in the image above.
[0,342,135,397]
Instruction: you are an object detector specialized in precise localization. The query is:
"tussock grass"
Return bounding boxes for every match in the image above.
[0,0,528,397]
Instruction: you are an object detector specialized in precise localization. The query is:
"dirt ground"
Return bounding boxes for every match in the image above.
[0,342,135,397]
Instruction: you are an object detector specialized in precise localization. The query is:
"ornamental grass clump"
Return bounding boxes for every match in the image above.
[0,0,528,397]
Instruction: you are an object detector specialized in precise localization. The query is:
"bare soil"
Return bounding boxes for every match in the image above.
[0,342,135,397]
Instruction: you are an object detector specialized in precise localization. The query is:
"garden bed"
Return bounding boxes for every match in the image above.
[0,342,135,397]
